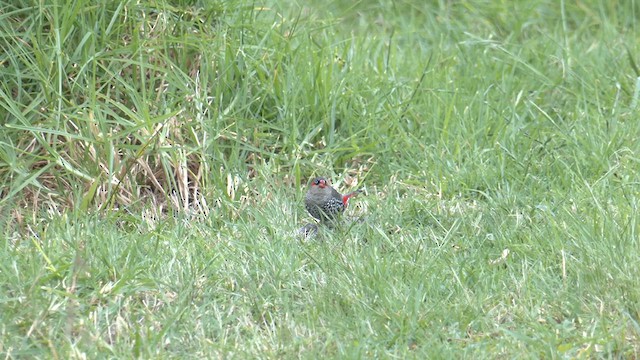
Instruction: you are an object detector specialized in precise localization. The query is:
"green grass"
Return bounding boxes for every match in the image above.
[1,0,640,357]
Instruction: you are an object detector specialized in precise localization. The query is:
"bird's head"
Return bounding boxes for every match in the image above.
[310,177,328,189]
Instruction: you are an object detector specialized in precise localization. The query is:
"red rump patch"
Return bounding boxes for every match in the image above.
[342,190,362,207]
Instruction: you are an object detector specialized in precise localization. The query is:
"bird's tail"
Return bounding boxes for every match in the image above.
[342,189,364,206]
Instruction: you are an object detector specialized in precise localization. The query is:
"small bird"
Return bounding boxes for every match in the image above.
[297,222,318,239]
[305,177,362,225]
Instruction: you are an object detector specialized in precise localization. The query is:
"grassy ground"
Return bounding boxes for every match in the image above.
[1,0,640,358]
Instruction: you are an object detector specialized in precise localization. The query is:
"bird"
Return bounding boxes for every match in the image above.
[304,177,362,225]
[297,222,318,239]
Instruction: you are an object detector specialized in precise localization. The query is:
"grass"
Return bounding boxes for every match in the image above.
[1,0,640,357]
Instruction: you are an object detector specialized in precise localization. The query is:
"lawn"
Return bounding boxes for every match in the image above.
[1,0,639,358]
